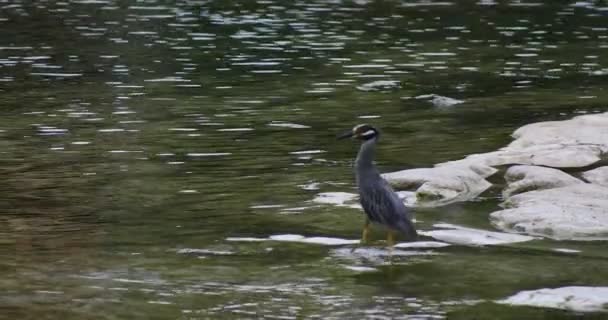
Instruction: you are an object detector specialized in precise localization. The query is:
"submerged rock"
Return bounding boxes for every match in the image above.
[490,183,608,240]
[227,234,359,246]
[498,286,608,312]
[419,223,535,246]
[414,94,465,107]
[311,192,360,209]
[332,247,439,265]
[356,80,400,92]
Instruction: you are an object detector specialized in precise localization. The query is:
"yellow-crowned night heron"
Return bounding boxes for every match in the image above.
[339,124,417,246]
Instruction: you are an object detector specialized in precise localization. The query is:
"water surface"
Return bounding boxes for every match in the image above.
[2,0,608,319]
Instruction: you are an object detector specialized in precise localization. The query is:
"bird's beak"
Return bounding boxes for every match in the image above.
[337,130,354,140]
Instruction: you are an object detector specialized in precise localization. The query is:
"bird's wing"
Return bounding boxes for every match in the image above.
[360,180,411,225]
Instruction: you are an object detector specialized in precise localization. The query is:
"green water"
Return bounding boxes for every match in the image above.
[2,0,608,319]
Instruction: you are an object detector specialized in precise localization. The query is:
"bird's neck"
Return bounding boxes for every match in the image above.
[355,138,378,172]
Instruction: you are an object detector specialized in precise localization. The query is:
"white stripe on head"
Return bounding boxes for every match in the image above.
[360,129,376,137]
[353,124,367,132]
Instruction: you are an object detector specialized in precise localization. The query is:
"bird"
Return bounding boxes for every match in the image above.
[338,124,417,247]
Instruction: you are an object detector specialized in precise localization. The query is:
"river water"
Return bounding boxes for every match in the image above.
[2,0,608,319]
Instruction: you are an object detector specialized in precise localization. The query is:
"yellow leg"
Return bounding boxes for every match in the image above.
[361,219,370,244]
[387,230,395,247]
[387,230,396,260]
[352,219,370,253]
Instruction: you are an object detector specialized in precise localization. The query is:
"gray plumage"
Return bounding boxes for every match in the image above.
[340,124,417,241]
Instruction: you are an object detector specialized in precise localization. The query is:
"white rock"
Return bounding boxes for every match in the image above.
[491,184,608,240]
[383,163,495,207]
[510,112,608,149]
[440,112,608,169]
[502,165,583,198]
[582,166,608,187]
[419,223,536,246]
[484,112,608,168]
[444,144,604,169]
[497,286,608,312]
[356,80,400,92]
[393,241,451,249]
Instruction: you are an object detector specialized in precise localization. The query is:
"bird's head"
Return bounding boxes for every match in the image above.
[337,124,380,141]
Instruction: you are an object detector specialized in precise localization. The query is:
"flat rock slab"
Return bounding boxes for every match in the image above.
[227,234,359,246]
[393,241,451,249]
[419,223,536,246]
[450,144,606,169]
[382,112,608,208]
[491,183,608,240]
[383,163,495,207]
[497,286,608,312]
[227,235,450,249]
[582,166,608,187]
[332,247,440,265]
[502,165,583,198]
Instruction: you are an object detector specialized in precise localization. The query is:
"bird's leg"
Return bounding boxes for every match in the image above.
[387,230,396,260]
[387,230,395,247]
[361,218,371,245]
[352,219,370,253]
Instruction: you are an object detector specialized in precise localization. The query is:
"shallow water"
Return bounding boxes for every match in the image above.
[2,0,608,319]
